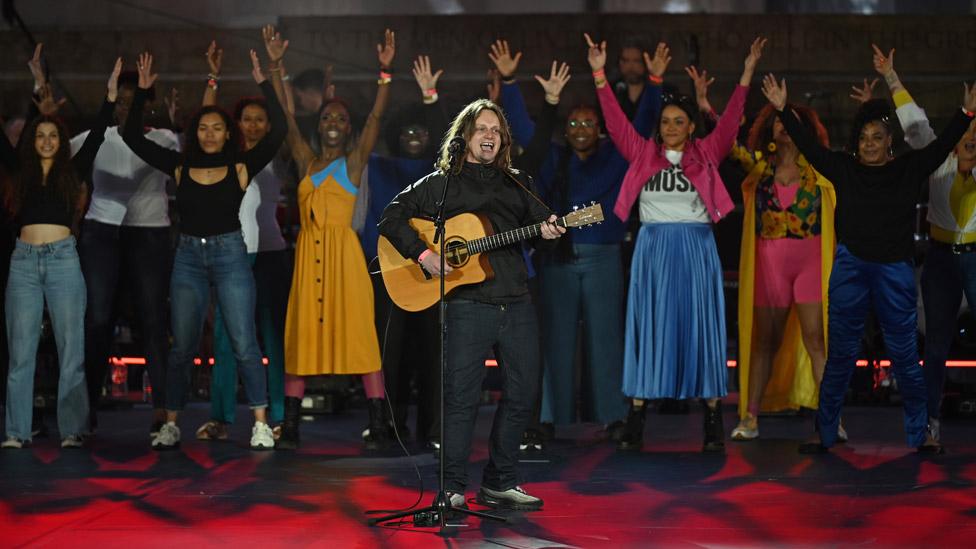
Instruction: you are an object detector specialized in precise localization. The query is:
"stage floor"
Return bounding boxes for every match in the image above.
[2,399,975,548]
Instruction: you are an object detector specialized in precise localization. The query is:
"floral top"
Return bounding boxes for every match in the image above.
[731,144,822,239]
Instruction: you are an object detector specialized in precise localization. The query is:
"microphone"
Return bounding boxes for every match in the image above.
[447,135,466,172]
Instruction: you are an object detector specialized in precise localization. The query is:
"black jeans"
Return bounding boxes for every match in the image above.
[79,220,172,412]
[443,299,540,493]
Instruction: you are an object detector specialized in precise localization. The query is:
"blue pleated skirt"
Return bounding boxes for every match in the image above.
[622,223,728,400]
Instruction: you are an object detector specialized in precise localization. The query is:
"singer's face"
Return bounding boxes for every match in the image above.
[466,110,501,164]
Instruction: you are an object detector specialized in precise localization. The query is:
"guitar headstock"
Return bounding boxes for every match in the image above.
[562,202,605,229]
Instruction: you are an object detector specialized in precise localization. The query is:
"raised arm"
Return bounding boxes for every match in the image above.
[489,39,534,146]
[519,60,569,175]
[905,83,976,178]
[242,48,287,179]
[123,52,181,177]
[72,57,121,177]
[699,37,765,160]
[587,33,647,163]
[347,28,396,183]
[633,43,668,138]
[201,40,223,108]
[870,45,936,150]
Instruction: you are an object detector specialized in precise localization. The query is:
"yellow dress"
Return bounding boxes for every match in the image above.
[734,145,835,418]
[285,157,381,376]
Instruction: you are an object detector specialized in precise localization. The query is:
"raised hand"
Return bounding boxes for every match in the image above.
[488,39,522,79]
[27,43,46,89]
[761,73,788,112]
[32,84,65,116]
[136,52,158,90]
[412,55,443,93]
[377,28,395,70]
[964,82,976,113]
[486,68,501,103]
[583,33,607,73]
[249,49,265,84]
[206,40,223,76]
[534,60,571,103]
[849,78,878,104]
[872,44,895,78]
[107,57,123,102]
[262,25,289,63]
[742,36,767,83]
[644,42,672,77]
[685,65,715,110]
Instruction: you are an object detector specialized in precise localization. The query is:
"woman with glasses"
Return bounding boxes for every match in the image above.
[586,33,766,452]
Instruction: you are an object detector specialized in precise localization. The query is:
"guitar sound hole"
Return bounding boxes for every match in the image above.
[443,238,470,268]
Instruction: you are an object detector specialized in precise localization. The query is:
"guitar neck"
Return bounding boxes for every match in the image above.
[466,217,565,255]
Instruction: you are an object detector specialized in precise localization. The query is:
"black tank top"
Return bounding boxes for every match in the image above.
[175,165,245,237]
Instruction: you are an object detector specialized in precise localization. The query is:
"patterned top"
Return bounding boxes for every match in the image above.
[732,145,822,239]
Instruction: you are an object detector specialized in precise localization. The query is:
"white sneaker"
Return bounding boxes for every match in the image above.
[477,485,543,510]
[2,436,25,449]
[445,491,467,509]
[250,421,274,450]
[61,435,84,449]
[152,423,181,450]
[836,422,849,443]
[731,417,759,441]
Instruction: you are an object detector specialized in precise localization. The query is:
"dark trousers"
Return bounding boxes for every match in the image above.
[819,245,927,448]
[79,220,172,412]
[371,273,440,440]
[443,299,539,493]
[920,243,976,420]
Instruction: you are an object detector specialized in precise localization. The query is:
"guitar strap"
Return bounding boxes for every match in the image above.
[501,168,553,215]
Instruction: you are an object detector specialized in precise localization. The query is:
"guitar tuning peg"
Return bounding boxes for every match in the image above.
[572,205,579,211]
[590,200,596,205]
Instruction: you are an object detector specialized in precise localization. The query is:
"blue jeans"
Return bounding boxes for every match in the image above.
[537,244,627,425]
[166,232,266,411]
[5,236,88,440]
[443,299,540,493]
[79,220,171,412]
[920,242,976,420]
[819,245,927,448]
[211,249,290,424]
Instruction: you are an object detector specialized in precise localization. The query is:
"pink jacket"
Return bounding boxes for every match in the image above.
[597,82,748,223]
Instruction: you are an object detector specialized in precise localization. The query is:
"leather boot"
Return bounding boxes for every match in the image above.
[617,402,647,451]
[276,396,301,450]
[702,400,725,453]
[363,398,391,451]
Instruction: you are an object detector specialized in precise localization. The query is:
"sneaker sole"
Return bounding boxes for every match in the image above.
[476,493,543,511]
[152,442,180,451]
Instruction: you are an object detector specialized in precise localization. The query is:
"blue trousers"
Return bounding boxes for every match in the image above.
[537,244,627,425]
[5,236,88,441]
[819,245,927,448]
[166,232,266,411]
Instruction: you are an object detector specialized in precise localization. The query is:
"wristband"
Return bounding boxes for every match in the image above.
[418,249,433,263]
[378,70,392,85]
[544,93,559,105]
[648,74,663,84]
[424,87,437,97]
[964,107,975,118]
[501,76,517,85]
[207,78,218,90]
[592,69,606,79]
[423,93,439,105]
[207,73,220,81]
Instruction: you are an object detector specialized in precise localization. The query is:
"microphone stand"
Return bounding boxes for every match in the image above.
[369,147,505,531]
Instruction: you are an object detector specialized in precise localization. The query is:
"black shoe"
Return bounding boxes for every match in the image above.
[617,402,647,451]
[363,398,392,451]
[519,428,545,453]
[276,396,301,451]
[798,441,829,454]
[476,485,543,511]
[702,401,725,453]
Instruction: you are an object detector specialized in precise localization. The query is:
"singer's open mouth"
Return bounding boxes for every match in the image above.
[480,142,495,152]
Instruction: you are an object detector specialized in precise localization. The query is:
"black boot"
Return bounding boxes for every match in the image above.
[276,396,301,450]
[363,398,391,451]
[702,400,725,453]
[617,402,647,451]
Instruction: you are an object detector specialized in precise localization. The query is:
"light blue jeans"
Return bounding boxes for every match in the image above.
[166,232,266,411]
[5,236,88,441]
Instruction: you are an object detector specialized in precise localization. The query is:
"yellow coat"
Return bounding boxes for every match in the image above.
[734,146,835,419]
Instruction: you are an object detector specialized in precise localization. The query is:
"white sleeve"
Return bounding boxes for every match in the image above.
[895,100,937,150]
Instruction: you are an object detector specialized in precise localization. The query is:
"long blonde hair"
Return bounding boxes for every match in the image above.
[436,99,513,175]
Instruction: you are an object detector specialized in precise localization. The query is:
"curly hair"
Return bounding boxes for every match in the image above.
[5,115,81,218]
[747,103,829,162]
[847,98,892,155]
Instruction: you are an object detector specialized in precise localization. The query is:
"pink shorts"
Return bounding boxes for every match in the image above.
[754,235,822,308]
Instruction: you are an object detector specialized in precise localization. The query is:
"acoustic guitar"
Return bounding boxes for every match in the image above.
[377,203,604,311]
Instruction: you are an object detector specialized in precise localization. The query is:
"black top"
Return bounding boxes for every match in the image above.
[0,98,115,229]
[779,107,972,263]
[377,162,553,304]
[122,81,286,236]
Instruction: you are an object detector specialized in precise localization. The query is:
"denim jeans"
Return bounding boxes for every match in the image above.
[5,236,88,440]
[166,231,266,411]
[818,245,927,448]
[79,220,171,412]
[211,249,290,424]
[537,244,627,425]
[920,243,976,420]
[443,299,540,493]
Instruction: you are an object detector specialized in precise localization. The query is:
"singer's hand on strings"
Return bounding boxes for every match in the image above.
[420,251,452,275]
[540,214,565,239]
